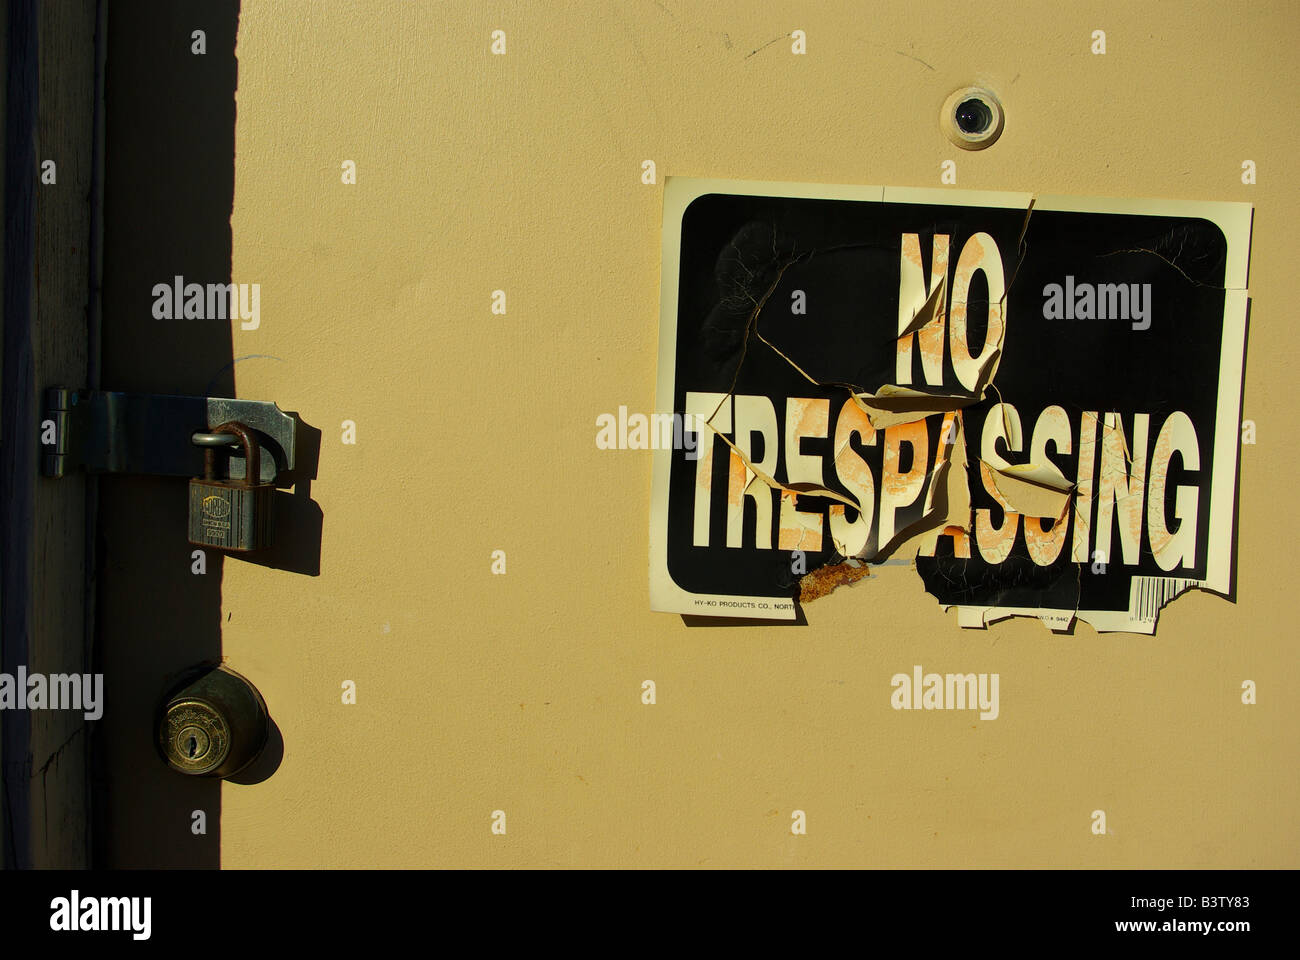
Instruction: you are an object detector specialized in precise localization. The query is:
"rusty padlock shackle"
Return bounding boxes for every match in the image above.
[200,421,260,485]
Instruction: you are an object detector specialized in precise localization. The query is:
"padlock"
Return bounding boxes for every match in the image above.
[187,420,274,552]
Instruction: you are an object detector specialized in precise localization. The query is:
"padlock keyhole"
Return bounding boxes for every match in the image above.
[188,736,198,758]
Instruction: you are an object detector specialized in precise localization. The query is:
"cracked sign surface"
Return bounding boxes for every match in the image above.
[649,179,1251,632]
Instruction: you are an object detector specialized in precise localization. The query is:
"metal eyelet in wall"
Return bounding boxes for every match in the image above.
[940,86,1004,150]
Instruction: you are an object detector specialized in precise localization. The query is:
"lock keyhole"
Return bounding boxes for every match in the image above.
[175,724,211,764]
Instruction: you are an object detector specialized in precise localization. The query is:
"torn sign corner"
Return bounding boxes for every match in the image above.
[1074,577,1204,635]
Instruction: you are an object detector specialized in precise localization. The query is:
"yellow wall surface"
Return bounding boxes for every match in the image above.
[217,0,1298,867]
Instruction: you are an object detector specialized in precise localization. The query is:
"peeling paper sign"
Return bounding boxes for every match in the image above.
[649,179,1251,633]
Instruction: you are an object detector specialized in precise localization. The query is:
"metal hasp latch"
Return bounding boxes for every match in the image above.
[41,387,297,483]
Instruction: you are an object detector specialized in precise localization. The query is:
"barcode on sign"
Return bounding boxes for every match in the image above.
[1128,577,1200,624]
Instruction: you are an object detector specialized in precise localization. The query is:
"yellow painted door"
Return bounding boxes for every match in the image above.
[99,0,1299,867]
